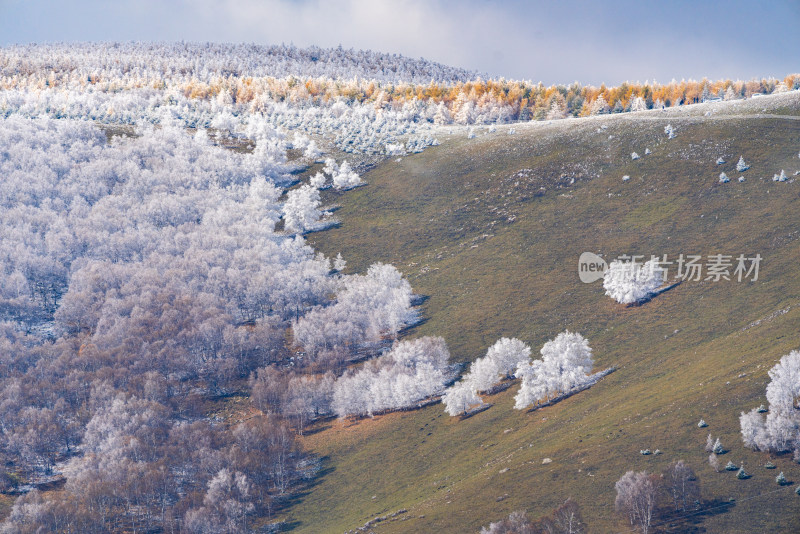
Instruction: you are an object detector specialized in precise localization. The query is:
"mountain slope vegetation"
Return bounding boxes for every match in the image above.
[1,41,799,533]
[299,94,800,533]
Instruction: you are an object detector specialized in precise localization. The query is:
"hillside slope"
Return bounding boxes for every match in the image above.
[295,94,800,533]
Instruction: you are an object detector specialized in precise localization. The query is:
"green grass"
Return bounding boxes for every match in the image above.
[289,101,800,533]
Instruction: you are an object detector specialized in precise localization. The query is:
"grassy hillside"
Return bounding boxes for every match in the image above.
[294,94,800,533]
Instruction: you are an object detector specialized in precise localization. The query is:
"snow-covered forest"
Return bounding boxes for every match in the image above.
[0,111,433,530]
[2,43,798,156]
[0,43,455,531]
[1,41,799,532]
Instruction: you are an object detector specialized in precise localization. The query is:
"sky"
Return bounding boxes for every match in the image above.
[1,0,798,86]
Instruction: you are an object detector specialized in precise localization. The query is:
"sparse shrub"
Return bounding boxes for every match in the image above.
[709,453,720,472]
[737,467,749,479]
[384,143,406,156]
[736,156,749,172]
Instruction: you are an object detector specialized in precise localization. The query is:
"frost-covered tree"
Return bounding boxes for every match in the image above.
[442,381,483,416]
[514,331,594,410]
[665,461,699,512]
[385,143,406,156]
[630,96,647,112]
[283,184,323,234]
[293,263,418,356]
[615,471,659,534]
[590,95,610,115]
[546,99,567,120]
[442,337,531,416]
[333,253,347,272]
[740,350,800,454]
[331,337,451,418]
[304,140,322,160]
[309,171,327,189]
[705,434,714,452]
[603,259,664,305]
[455,99,476,124]
[486,337,532,378]
[184,468,254,534]
[708,453,720,472]
[736,156,749,172]
[464,356,502,393]
[332,160,362,190]
[322,158,362,190]
[464,337,532,392]
[433,102,452,125]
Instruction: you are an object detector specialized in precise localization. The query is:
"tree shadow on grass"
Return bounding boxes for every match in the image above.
[458,403,493,420]
[275,520,302,532]
[655,497,736,533]
[301,422,332,436]
[273,457,336,531]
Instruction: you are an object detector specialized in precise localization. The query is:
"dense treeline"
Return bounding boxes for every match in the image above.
[1,43,796,119]
[0,115,424,531]
[2,43,798,157]
[0,42,477,85]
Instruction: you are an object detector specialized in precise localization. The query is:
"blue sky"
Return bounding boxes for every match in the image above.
[1,0,798,85]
